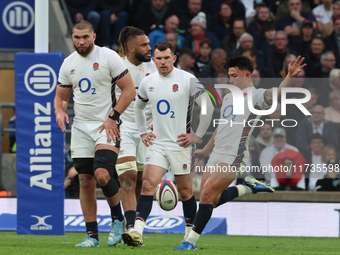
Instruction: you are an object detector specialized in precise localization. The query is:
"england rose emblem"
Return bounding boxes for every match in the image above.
[173,84,178,92]
[93,62,99,71]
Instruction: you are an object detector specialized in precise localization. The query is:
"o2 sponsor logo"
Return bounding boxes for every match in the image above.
[78,78,96,94]
[157,100,175,118]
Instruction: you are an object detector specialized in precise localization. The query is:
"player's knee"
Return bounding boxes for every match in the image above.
[200,184,214,204]
[179,191,192,201]
[93,149,117,177]
[200,193,213,204]
[101,177,119,197]
[93,149,119,190]
[178,186,192,201]
[119,170,137,190]
[95,168,111,186]
[78,174,95,188]
[141,179,157,195]
[122,180,135,190]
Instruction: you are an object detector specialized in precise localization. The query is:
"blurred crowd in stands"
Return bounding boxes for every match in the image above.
[46,0,340,194]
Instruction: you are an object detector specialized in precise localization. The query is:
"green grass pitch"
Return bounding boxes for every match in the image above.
[1,231,340,254]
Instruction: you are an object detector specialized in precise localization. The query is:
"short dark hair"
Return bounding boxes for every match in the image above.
[262,22,276,33]
[309,132,326,144]
[179,47,195,59]
[228,55,254,73]
[154,41,174,54]
[73,20,94,33]
[199,39,212,48]
[311,36,324,45]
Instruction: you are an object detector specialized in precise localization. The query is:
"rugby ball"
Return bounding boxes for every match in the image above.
[155,180,179,211]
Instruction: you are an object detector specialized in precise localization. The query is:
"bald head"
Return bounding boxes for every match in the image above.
[211,48,227,69]
[212,48,227,58]
[311,104,325,124]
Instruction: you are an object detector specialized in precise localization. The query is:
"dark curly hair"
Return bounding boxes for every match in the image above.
[228,55,254,73]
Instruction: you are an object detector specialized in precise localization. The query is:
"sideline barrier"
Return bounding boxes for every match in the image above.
[0,214,226,235]
[1,199,340,237]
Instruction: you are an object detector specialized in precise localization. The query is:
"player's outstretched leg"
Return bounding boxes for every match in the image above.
[174,163,236,250]
[215,176,274,208]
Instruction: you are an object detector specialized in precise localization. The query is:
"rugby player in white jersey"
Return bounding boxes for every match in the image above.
[121,42,214,247]
[115,26,157,231]
[54,20,136,247]
[174,55,306,250]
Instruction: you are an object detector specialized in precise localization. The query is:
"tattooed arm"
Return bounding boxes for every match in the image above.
[265,56,306,105]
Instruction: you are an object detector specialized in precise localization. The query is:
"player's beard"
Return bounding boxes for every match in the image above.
[135,51,151,62]
[74,41,94,56]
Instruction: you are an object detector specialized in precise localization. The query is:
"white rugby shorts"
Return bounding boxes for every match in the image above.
[206,152,248,178]
[145,147,191,175]
[70,121,118,158]
[118,131,147,164]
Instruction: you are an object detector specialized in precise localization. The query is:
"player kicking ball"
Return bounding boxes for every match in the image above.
[174,55,306,250]
[121,42,214,247]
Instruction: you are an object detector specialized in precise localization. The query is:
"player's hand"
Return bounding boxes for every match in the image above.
[190,131,202,144]
[55,109,69,132]
[177,133,190,147]
[141,132,156,147]
[193,149,209,160]
[99,118,120,143]
[288,55,306,77]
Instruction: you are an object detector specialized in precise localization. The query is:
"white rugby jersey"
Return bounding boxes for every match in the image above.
[135,68,209,151]
[116,57,157,133]
[58,46,126,123]
[212,86,270,168]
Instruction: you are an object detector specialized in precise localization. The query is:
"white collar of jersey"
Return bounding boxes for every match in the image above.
[79,45,97,58]
[124,57,143,68]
